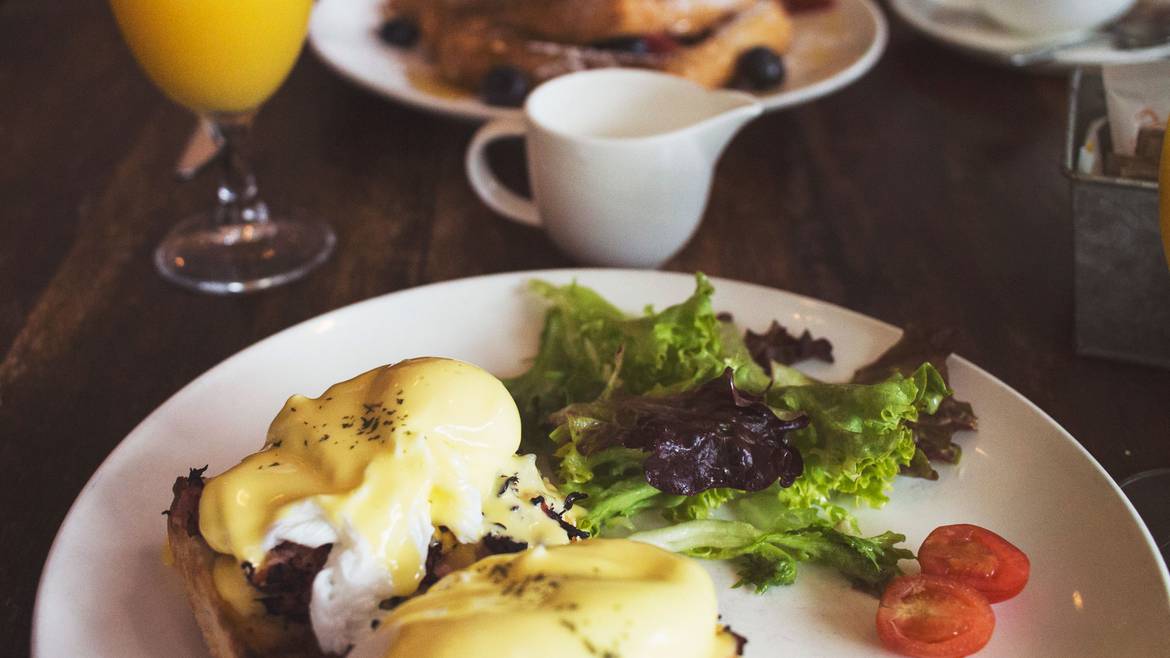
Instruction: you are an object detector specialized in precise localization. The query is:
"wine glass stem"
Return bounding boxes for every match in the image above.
[210,112,269,226]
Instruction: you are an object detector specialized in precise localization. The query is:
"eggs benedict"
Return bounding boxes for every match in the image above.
[351,539,744,658]
[167,358,583,656]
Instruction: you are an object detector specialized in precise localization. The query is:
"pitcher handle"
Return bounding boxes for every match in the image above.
[465,118,541,228]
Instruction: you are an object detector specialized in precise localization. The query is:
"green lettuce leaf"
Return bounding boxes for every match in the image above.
[762,363,949,509]
[505,274,768,450]
[661,488,743,523]
[852,325,978,476]
[574,475,666,536]
[551,420,662,534]
[628,519,913,594]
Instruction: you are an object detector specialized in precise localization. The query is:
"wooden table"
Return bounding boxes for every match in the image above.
[3,1,1168,654]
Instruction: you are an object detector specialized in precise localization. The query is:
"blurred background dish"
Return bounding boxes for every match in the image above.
[308,0,888,121]
[927,0,1137,36]
[890,0,1170,68]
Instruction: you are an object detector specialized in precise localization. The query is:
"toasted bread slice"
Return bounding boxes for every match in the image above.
[166,472,329,658]
[427,14,648,91]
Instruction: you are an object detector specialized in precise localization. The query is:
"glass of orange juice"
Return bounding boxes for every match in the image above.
[109,0,334,294]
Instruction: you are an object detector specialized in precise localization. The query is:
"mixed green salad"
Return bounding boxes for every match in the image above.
[505,274,977,594]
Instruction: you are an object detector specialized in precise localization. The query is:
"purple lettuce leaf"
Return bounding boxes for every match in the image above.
[613,369,808,496]
[738,319,835,374]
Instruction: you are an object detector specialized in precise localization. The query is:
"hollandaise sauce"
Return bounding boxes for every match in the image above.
[358,539,739,658]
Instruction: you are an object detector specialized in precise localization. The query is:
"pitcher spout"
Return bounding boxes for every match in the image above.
[693,90,764,160]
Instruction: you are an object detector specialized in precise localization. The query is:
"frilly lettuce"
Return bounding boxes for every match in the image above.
[765,363,950,509]
[629,519,913,594]
[508,275,957,593]
[505,274,768,450]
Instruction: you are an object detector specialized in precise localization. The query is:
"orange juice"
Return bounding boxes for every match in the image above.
[109,0,312,114]
[1162,120,1170,269]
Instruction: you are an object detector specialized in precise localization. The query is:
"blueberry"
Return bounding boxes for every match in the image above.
[591,36,651,54]
[480,66,530,107]
[378,17,419,48]
[736,46,786,90]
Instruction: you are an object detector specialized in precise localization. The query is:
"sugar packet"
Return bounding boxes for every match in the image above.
[1102,61,1169,181]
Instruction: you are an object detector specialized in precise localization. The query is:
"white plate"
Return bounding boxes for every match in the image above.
[33,270,1170,657]
[889,0,1170,67]
[308,0,888,122]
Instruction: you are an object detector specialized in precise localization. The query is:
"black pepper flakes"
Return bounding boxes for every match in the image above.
[533,496,590,541]
[563,492,588,510]
[498,474,519,496]
[378,596,406,610]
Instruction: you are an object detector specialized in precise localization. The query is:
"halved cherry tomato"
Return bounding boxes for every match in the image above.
[918,524,1030,603]
[876,574,995,658]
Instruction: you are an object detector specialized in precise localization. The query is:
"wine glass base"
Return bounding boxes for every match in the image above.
[154,214,335,295]
[1120,468,1170,565]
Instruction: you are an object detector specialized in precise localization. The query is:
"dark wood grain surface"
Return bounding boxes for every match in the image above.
[3,0,1169,655]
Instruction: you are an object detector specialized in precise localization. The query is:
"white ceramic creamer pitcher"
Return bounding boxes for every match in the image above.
[465,69,763,268]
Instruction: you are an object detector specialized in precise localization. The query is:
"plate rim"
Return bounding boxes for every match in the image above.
[31,267,1170,656]
[307,0,890,122]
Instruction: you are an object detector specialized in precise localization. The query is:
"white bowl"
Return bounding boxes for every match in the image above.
[980,0,1136,35]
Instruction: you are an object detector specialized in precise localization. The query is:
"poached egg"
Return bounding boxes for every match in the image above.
[196,357,577,653]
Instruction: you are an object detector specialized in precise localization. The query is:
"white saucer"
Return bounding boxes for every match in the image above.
[309,0,888,122]
[890,0,1170,67]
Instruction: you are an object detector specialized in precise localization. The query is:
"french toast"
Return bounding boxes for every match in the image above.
[480,0,760,44]
[385,0,795,100]
[392,0,759,43]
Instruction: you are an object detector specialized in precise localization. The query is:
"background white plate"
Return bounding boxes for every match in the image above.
[33,270,1170,656]
[309,0,888,122]
[890,0,1170,67]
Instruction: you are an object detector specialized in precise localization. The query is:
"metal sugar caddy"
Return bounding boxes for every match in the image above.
[1064,68,1170,369]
